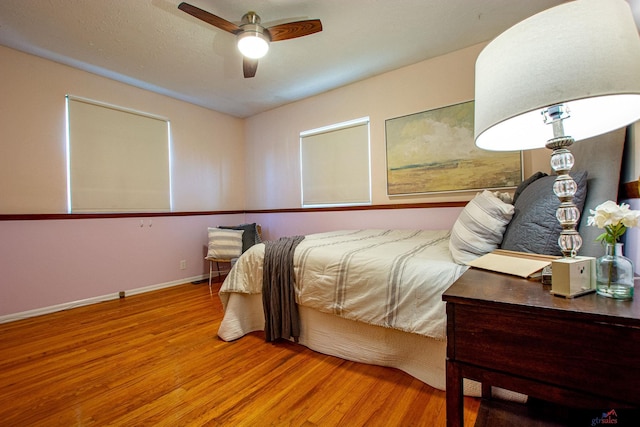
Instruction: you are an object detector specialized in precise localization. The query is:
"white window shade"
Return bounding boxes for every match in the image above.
[66,96,171,213]
[300,118,371,207]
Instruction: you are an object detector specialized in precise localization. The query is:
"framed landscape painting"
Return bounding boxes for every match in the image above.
[385,101,522,196]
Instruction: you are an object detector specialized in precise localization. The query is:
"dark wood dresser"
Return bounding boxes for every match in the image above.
[443,268,640,427]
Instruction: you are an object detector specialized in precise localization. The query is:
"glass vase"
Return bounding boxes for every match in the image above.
[595,243,634,300]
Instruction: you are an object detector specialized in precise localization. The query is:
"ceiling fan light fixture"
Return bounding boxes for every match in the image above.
[237,30,269,59]
[178,3,322,77]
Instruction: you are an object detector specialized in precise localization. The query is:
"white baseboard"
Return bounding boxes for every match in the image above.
[0,274,208,324]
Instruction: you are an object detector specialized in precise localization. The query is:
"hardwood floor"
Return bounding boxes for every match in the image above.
[0,281,479,426]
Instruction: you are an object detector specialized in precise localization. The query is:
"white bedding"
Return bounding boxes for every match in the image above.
[220,229,468,341]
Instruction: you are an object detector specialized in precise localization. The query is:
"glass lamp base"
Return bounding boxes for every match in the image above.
[546,132,582,258]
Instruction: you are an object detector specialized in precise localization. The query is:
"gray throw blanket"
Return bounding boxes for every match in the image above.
[262,235,305,342]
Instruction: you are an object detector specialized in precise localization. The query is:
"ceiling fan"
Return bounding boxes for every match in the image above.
[178,2,323,78]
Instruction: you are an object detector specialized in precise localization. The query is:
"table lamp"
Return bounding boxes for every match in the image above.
[474,0,640,258]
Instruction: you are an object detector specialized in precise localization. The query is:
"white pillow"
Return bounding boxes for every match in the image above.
[207,227,244,259]
[449,190,515,265]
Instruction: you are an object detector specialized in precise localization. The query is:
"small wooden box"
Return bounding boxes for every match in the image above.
[550,256,596,298]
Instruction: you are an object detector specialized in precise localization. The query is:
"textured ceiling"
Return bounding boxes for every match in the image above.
[2,0,637,118]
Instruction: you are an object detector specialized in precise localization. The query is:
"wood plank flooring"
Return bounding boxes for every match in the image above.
[0,281,479,426]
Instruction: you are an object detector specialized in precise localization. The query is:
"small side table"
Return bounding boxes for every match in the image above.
[443,268,640,427]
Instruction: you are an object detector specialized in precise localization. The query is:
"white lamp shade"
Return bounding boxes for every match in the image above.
[237,31,269,59]
[475,0,640,151]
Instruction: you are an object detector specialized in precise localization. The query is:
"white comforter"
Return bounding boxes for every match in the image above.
[219,229,467,341]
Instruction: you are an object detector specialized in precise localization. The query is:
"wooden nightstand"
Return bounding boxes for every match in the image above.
[443,268,640,427]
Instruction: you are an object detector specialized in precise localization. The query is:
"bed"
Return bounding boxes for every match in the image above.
[216,128,626,398]
[219,229,477,391]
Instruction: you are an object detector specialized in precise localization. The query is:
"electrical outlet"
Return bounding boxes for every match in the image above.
[180,260,187,270]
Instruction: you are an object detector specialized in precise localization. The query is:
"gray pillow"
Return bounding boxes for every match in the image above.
[500,171,588,256]
[512,171,548,204]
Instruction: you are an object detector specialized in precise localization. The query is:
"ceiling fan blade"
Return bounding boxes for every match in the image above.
[178,2,241,34]
[243,58,258,78]
[267,19,322,42]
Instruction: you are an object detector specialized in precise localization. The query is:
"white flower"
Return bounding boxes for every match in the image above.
[587,200,640,244]
[621,205,640,228]
[588,201,638,228]
[589,201,617,227]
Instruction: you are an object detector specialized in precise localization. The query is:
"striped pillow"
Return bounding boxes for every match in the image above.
[207,228,244,259]
[449,190,514,265]
[219,223,262,253]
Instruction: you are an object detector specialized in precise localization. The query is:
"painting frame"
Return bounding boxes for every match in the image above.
[385,101,523,196]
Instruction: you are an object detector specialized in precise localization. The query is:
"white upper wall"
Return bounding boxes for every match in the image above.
[0,45,245,214]
[244,43,549,210]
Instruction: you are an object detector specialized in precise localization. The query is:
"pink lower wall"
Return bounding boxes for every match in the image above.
[0,213,244,318]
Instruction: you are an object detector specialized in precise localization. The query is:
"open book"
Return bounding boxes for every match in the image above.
[467,249,560,279]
